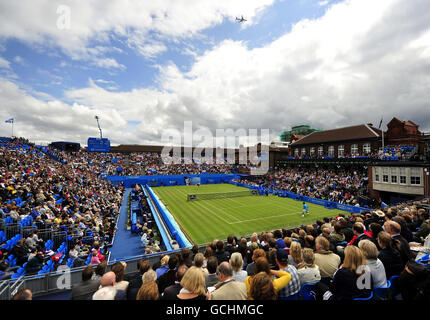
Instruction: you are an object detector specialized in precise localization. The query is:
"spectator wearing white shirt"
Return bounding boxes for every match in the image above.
[297,248,321,284]
[230,252,247,282]
[358,239,387,288]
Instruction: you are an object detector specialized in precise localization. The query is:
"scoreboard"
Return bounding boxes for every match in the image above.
[87,137,110,152]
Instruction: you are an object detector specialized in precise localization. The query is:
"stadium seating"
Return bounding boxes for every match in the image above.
[373,280,391,300]
[299,283,317,300]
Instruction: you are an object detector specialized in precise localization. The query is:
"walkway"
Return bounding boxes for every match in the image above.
[108,188,145,261]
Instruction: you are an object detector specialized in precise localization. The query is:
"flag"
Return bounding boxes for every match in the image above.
[378,117,383,129]
[5,118,14,123]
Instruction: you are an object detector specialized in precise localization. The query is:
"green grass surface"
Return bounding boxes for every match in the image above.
[152,184,345,245]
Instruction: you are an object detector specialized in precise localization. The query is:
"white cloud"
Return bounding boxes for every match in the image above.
[93,58,125,70]
[0,56,10,69]
[0,0,274,62]
[2,0,430,146]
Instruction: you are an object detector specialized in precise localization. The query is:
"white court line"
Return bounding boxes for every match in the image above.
[174,188,238,224]
[228,211,305,224]
[167,187,311,225]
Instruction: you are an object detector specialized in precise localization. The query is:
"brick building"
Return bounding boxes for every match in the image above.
[289,123,383,158]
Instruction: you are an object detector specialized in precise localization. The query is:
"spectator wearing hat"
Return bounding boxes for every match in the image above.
[276,248,301,299]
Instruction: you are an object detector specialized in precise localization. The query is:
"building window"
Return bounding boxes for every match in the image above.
[310,147,315,156]
[375,167,379,182]
[391,167,397,183]
[351,144,359,156]
[399,167,406,184]
[328,146,334,157]
[294,148,299,157]
[318,146,323,157]
[363,143,371,155]
[301,148,306,156]
[411,167,421,185]
[338,145,345,158]
[382,167,389,183]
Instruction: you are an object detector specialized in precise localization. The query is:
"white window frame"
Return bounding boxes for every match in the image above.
[399,167,407,185]
[351,144,359,156]
[391,167,398,184]
[328,146,334,157]
[363,143,371,155]
[338,145,345,158]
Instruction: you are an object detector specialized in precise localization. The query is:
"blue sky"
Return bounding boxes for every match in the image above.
[0,0,429,145]
[1,0,341,100]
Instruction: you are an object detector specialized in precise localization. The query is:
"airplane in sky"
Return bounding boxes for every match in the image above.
[235,16,247,23]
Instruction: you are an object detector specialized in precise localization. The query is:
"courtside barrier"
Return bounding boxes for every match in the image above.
[105,173,240,188]
[141,186,173,251]
[234,183,369,214]
[146,186,192,248]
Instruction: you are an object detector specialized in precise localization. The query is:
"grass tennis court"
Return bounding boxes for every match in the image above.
[152,184,345,245]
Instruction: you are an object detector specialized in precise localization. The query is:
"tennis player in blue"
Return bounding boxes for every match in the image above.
[302,202,309,218]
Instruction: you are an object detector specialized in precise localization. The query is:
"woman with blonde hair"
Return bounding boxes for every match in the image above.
[321,245,372,300]
[230,252,247,282]
[288,241,303,268]
[174,266,207,300]
[136,269,159,300]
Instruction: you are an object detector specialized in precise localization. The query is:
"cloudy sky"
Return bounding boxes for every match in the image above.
[0,0,429,146]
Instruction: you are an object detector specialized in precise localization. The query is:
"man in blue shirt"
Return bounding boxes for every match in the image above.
[302,202,309,218]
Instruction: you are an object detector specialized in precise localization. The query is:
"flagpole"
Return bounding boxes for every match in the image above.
[12,120,14,138]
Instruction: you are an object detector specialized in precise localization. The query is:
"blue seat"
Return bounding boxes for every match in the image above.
[16,267,26,275]
[11,273,22,279]
[299,283,317,300]
[353,291,373,300]
[374,280,391,300]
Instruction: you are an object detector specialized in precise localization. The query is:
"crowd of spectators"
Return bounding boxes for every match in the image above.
[0,137,123,278]
[235,167,372,207]
[377,145,419,161]
[37,198,426,300]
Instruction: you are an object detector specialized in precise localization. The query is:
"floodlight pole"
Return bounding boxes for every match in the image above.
[95,115,103,139]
